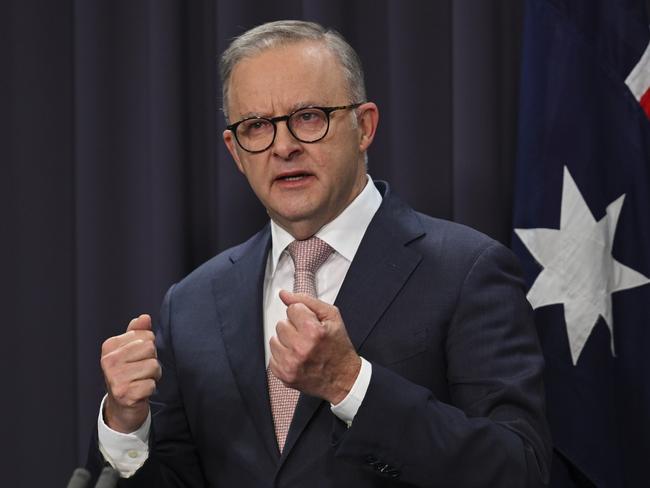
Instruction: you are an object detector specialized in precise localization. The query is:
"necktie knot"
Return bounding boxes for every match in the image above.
[287,237,333,297]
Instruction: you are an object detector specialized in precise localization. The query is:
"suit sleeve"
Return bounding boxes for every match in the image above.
[331,242,552,487]
[86,284,207,487]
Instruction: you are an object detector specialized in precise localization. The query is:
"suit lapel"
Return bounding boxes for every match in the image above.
[212,227,280,462]
[334,186,425,351]
[281,183,425,461]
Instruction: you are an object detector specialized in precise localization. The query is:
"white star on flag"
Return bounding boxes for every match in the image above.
[515,166,650,365]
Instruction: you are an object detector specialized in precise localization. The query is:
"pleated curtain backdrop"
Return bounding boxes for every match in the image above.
[0,1,522,485]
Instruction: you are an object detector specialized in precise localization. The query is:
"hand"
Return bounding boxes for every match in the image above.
[269,291,361,404]
[100,314,161,433]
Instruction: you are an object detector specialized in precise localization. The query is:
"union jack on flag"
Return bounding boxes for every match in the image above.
[626,38,650,119]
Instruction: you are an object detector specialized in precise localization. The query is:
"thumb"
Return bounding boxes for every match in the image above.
[279,290,334,321]
[127,314,152,332]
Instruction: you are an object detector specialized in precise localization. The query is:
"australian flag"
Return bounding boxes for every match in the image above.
[512,0,650,486]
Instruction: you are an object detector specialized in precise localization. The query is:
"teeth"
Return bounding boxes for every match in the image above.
[283,175,304,181]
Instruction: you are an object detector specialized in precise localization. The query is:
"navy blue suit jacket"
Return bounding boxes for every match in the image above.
[88,181,551,487]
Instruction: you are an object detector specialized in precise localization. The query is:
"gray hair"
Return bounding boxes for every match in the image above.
[219,20,366,121]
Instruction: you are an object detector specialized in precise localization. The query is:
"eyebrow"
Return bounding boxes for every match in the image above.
[237,101,325,120]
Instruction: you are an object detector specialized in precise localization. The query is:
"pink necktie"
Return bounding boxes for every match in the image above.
[267,236,333,452]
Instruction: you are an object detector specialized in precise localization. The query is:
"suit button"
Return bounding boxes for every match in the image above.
[387,469,401,479]
[365,455,378,466]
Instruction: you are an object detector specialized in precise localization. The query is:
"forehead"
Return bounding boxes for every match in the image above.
[227,41,349,118]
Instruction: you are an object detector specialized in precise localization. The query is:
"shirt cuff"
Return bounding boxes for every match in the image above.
[97,395,151,478]
[330,357,372,426]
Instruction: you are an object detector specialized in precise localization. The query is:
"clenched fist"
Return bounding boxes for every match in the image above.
[100,314,161,433]
[269,291,361,404]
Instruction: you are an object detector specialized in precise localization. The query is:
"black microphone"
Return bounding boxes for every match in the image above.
[94,466,119,488]
[65,468,91,488]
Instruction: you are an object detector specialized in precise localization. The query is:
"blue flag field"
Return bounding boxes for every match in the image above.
[513,0,650,486]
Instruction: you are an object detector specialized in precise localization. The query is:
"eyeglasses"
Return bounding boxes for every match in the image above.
[226,103,363,153]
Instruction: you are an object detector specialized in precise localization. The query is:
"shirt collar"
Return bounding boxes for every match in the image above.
[269,175,383,275]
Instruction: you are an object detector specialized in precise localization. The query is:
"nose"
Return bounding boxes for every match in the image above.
[272,120,302,160]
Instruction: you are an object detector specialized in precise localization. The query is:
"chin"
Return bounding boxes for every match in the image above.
[272,201,318,220]
[271,206,324,229]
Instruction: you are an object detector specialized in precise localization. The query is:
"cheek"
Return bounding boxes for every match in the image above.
[247,167,270,191]
[313,137,354,167]
[329,143,361,178]
[312,147,336,170]
[238,153,267,179]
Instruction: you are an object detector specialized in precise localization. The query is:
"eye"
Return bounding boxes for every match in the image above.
[293,109,326,126]
[299,111,317,121]
[240,118,272,136]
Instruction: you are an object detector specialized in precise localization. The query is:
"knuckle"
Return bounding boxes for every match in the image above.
[287,354,302,371]
[100,354,116,372]
[101,337,116,355]
[111,384,128,401]
[291,346,305,363]
[147,358,160,371]
[283,369,297,384]
[145,341,157,357]
[135,330,154,342]
[303,327,322,345]
[123,396,139,408]
[310,324,326,340]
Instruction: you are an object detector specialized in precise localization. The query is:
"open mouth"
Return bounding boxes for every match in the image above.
[276,172,312,182]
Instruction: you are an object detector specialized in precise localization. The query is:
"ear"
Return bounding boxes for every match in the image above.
[223,129,245,174]
[357,102,379,152]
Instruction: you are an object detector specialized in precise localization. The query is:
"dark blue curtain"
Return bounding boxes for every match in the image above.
[1,1,523,485]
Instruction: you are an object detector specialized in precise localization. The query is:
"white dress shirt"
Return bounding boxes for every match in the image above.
[98,176,382,476]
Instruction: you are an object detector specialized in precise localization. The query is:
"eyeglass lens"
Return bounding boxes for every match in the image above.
[236,107,329,152]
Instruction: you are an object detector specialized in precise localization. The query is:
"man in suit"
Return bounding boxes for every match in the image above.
[89,20,551,487]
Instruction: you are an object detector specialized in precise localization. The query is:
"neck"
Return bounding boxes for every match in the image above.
[277,172,368,241]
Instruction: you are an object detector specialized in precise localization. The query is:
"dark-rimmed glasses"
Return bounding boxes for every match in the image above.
[226,103,363,153]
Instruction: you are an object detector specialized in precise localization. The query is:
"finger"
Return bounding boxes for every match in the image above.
[269,334,290,362]
[134,358,161,382]
[112,378,157,406]
[279,290,334,321]
[274,319,299,348]
[130,378,157,401]
[120,358,161,382]
[118,338,158,363]
[285,302,322,331]
[127,314,152,332]
[102,329,155,354]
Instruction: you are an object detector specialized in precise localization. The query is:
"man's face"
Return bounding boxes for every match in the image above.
[223,41,378,239]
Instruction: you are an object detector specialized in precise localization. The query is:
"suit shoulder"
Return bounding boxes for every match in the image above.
[410,211,523,275]
[174,226,270,291]
[413,212,502,254]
